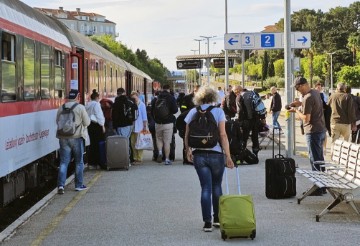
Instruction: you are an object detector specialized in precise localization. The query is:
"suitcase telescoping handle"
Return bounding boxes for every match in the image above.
[224,167,241,195]
[272,127,284,159]
[356,129,360,144]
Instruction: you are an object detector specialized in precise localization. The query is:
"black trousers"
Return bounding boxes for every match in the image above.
[87,122,105,166]
[241,118,260,153]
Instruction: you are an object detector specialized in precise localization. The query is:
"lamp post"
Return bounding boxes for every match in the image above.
[225,0,229,90]
[190,49,198,55]
[194,39,203,85]
[200,35,217,85]
[327,52,336,94]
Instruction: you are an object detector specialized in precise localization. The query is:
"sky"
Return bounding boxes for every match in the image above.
[21,0,357,72]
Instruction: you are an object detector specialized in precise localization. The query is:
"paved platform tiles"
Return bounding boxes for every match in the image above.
[1,115,359,246]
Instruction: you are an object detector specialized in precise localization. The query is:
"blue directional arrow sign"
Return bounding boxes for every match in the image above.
[224,33,241,50]
[228,37,239,46]
[297,36,308,44]
[293,32,311,48]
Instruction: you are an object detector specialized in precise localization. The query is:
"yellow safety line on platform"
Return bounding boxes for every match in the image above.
[30,171,103,246]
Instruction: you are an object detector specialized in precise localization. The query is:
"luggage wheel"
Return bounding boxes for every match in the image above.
[297,198,301,204]
[316,215,320,222]
[250,229,256,240]
[221,231,227,241]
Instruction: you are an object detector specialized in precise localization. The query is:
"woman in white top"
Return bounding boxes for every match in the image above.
[85,89,105,169]
[184,86,234,232]
[130,91,148,164]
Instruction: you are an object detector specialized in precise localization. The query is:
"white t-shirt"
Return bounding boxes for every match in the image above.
[184,104,226,153]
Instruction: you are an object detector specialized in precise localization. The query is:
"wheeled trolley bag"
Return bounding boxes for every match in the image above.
[106,135,129,170]
[219,168,256,240]
[265,128,296,199]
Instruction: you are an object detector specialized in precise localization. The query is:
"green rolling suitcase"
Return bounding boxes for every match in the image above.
[219,168,256,240]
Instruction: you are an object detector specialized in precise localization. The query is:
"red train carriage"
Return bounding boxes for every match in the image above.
[0,0,71,206]
[0,0,153,206]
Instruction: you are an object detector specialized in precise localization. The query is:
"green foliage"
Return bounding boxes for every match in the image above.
[262,51,269,80]
[264,76,285,89]
[337,65,360,87]
[90,35,169,83]
[268,60,275,77]
[274,59,284,77]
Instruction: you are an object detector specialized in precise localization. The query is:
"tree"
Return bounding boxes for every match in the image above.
[337,65,360,87]
[274,59,284,77]
[268,60,275,77]
[347,33,360,65]
[262,51,269,83]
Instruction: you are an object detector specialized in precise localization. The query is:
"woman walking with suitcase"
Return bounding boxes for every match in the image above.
[184,86,234,232]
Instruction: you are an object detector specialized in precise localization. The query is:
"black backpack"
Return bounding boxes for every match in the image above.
[176,110,190,139]
[154,96,170,121]
[188,106,219,148]
[124,99,137,123]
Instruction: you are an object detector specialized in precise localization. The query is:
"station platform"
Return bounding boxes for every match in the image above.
[1,116,359,246]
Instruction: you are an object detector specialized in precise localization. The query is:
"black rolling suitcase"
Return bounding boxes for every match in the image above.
[265,128,296,199]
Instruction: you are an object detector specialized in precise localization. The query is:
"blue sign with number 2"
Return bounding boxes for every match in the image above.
[261,34,275,48]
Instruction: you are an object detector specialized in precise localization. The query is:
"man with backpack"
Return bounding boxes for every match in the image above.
[56,89,90,194]
[151,84,178,165]
[236,88,264,157]
[112,88,138,161]
[112,88,138,138]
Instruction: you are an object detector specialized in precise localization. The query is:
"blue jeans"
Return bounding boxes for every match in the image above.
[272,111,281,129]
[58,138,85,188]
[116,125,133,139]
[305,131,326,171]
[193,152,225,222]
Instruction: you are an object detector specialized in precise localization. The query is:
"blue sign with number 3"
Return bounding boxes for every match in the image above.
[261,34,275,48]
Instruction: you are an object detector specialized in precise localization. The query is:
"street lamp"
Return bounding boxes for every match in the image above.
[327,52,336,94]
[194,39,203,85]
[225,0,229,90]
[200,35,217,85]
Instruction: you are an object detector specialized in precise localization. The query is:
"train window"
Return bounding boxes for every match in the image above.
[54,50,64,98]
[1,33,16,102]
[95,61,99,91]
[104,64,107,92]
[40,45,51,99]
[115,69,118,88]
[24,38,35,100]
[110,67,113,93]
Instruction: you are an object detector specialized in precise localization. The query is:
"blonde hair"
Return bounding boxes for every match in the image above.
[130,91,139,97]
[193,86,218,105]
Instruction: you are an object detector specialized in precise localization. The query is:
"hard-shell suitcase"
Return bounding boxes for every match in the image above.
[219,168,256,240]
[106,135,129,170]
[99,140,107,169]
[265,128,296,199]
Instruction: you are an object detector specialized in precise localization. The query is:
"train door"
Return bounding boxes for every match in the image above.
[70,51,84,104]
[125,70,132,96]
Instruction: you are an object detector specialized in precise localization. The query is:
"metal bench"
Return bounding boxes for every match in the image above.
[296,139,360,222]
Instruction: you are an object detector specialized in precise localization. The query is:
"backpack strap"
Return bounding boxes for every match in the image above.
[62,102,78,110]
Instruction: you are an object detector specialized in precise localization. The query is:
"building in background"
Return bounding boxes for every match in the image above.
[35,7,117,38]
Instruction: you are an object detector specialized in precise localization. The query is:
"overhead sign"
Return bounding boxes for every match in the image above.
[224,32,311,50]
[213,59,234,68]
[176,60,203,69]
